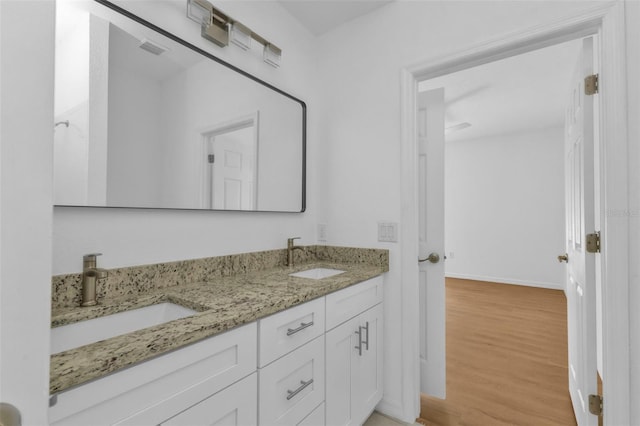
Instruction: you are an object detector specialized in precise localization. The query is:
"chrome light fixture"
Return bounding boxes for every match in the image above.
[186,0,281,67]
[263,43,281,68]
[186,0,211,24]
[230,22,252,50]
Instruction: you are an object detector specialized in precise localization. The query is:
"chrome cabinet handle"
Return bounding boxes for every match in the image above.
[362,321,369,351]
[286,379,314,400]
[354,327,363,356]
[286,321,314,336]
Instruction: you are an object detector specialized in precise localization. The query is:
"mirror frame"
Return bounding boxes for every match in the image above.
[55,0,307,213]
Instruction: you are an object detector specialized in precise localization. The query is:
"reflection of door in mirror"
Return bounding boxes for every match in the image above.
[202,114,259,210]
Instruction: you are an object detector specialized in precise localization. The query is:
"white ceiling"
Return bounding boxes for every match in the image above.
[279,1,393,36]
[419,39,582,143]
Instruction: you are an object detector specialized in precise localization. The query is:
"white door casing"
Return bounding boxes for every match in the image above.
[565,36,598,426]
[417,89,446,398]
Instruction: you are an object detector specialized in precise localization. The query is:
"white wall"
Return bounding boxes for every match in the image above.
[444,126,565,289]
[53,0,318,274]
[157,56,303,210]
[54,8,90,205]
[314,0,611,420]
[0,1,54,423]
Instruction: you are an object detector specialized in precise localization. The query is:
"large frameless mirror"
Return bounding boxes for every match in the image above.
[54,0,306,212]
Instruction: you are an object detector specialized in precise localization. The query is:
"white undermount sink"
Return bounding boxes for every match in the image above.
[51,302,197,355]
[289,267,346,280]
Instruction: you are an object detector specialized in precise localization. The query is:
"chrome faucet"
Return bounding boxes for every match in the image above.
[287,237,304,267]
[81,253,108,307]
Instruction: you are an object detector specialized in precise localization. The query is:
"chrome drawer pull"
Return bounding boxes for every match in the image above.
[362,321,370,351]
[354,327,363,356]
[286,379,314,400]
[286,321,314,336]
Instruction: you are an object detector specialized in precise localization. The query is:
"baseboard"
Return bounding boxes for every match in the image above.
[376,398,416,424]
[445,272,564,291]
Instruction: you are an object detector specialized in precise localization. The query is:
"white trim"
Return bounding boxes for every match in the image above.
[399,3,630,424]
[598,3,630,425]
[444,273,564,291]
[397,67,421,423]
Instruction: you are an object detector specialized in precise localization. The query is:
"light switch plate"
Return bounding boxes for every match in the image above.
[378,221,398,242]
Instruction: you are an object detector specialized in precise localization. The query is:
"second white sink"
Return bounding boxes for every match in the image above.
[51,302,197,354]
[289,268,345,280]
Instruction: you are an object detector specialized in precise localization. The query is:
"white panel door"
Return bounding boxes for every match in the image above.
[417,88,446,398]
[206,126,256,210]
[326,316,359,426]
[351,304,383,423]
[565,37,598,426]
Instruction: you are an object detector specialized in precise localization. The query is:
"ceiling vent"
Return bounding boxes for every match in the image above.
[445,122,472,134]
[139,39,168,56]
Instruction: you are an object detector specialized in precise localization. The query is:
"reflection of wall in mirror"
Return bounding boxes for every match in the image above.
[107,25,163,208]
[159,59,302,211]
[54,8,110,206]
[54,7,90,205]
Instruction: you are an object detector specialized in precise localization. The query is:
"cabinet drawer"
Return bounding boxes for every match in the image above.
[259,297,325,367]
[51,323,257,426]
[326,276,383,330]
[161,373,257,426]
[259,336,325,426]
[297,403,324,426]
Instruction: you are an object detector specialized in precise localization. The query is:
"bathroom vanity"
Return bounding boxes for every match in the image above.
[49,247,387,425]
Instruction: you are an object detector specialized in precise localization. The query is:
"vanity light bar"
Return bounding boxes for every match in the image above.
[186,0,281,67]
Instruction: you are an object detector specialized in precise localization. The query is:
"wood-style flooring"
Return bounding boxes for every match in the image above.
[417,278,576,426]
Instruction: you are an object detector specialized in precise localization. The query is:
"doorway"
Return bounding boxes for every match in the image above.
[417,38,589,424]
[400,4,630,425]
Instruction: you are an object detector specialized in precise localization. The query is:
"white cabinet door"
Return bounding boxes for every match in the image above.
[161,373,257,426]
[326,304,383,426]
[326,314,358,426]
[352,303,383,422]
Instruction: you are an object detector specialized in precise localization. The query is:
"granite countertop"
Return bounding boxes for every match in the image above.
[50,260,386,394]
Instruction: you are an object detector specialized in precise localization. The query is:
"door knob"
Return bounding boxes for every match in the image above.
[0,403,21,426]
[419,253,440,263]
[558,253,569,263]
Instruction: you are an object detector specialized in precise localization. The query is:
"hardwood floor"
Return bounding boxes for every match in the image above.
[418,278,576,426]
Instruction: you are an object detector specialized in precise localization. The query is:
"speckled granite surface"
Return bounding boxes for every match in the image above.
[51,245,387,309]
[50,247,388,395]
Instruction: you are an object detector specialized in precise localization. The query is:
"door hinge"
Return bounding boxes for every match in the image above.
[589,394,603,416]
[585,74,599,95]
[586,231,601,253]
[208,154,215,164]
